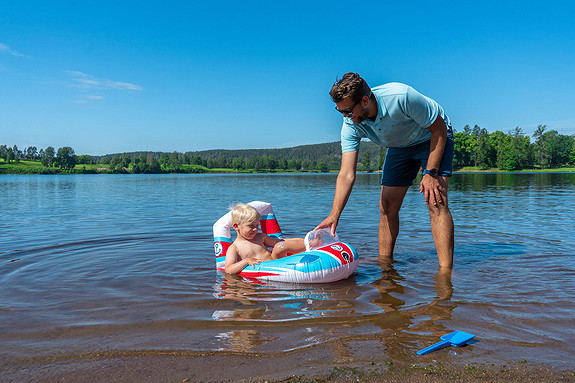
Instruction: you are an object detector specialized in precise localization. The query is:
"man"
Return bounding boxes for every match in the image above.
[315,73,454,268]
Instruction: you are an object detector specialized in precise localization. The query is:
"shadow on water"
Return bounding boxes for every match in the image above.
[367,260,457,360]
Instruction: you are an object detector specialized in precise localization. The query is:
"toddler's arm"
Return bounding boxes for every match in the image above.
[224,245,263,274]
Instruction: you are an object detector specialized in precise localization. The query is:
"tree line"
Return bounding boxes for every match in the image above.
[84,142,383,173]
[1,142,384,173]
[0,145,79,170]
[454,124,575,170]
[2,124,574,174]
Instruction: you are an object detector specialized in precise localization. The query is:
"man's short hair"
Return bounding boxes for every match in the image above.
[230,203,261,225]
[329,72,371,103]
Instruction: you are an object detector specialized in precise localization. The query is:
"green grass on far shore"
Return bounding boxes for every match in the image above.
[0,160,107,175]
[455,166,575,173]
[2,159,575,175]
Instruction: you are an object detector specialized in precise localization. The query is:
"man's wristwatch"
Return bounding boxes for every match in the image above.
[426,168,439,177]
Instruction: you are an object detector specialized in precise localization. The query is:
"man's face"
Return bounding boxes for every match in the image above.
[335,97,369,124]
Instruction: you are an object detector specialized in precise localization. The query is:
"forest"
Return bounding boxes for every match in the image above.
[453,124,574,170]
[1,124,574,174]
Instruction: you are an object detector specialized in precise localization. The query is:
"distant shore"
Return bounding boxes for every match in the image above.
[2,160,575,175]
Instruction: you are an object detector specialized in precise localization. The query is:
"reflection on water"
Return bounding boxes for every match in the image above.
[1,173,575,367]
[215,329,279,352]
[370,260,407,313]
[213,272,361,321]
[211,258,456,353]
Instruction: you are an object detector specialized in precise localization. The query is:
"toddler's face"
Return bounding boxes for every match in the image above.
[235,219,260,240]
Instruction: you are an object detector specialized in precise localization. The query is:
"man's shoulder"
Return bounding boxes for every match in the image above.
[372,82,411,97]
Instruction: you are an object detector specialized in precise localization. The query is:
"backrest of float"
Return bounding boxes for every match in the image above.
[213,201,283,270]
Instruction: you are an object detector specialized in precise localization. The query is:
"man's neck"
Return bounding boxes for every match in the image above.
[368,95,378,122]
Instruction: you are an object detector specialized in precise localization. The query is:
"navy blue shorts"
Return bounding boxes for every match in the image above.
[381,132,454,187]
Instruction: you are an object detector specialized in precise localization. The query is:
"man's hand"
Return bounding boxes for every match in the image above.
[314,215,339,237]
[420,174,446,206]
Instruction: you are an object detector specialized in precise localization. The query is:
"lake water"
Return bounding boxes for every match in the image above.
[1,173,575,369]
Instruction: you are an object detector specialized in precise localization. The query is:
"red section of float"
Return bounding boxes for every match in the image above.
[260,218,281,236]
[214,241,231,258]
[241,271,282,278]
[317,243,354,265]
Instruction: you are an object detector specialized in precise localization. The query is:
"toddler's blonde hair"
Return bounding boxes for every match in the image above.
[230,203,261,225]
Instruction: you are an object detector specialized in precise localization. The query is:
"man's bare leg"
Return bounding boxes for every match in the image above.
[427,176,454,268]
[379,185,409,260]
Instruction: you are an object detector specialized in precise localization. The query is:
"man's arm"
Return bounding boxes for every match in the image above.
[420,115,448,206]
[315,150,358,236]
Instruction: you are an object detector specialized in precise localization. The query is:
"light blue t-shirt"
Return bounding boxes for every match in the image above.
[341,82,451,152]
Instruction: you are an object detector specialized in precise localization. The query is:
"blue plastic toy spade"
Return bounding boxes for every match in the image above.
[416,331,476,355]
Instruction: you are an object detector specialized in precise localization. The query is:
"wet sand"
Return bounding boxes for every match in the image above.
[3,337,574,382]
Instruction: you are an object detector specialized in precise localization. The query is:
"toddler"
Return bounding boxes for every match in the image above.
[224,203,305,274]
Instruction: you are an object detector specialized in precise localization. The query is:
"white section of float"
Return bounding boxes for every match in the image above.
[213,201,276,245]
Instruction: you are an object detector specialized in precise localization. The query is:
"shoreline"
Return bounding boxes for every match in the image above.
[2,168,575,176]
[2,158,575,176]
[3,339,574,382]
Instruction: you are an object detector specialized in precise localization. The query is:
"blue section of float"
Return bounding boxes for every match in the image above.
[298,254,320,264]
[241,243,358,277]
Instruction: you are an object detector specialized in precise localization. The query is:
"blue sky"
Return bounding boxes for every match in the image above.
[1,0,574,155]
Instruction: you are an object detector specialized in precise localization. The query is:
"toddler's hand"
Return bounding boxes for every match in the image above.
[246,258,263,267]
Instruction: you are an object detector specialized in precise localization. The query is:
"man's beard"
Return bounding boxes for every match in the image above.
[352,106,370,124]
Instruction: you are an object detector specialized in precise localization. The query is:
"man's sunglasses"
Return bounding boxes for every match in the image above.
[335,99,360,115]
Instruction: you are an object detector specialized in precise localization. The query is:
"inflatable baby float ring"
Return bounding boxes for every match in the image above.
[213,201,359,283]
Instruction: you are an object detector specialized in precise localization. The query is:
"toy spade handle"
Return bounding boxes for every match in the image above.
[416,339,450,355]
